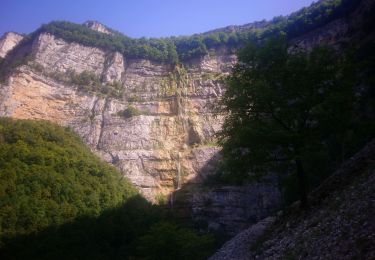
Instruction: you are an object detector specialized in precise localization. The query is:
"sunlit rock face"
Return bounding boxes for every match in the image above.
[0,31,236,201]
[83,20,114,35]
[0,32,23,58]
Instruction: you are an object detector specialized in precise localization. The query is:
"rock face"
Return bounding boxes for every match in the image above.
[208,217,276,260]
[289,0,375,51]
[0,31,236,202]
[189,183,281,236]
[83,20,113,35]
[210,140,375,259]
[0,32,23,58]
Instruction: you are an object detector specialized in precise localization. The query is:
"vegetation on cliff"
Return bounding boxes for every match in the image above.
[29,64,124,98]
[0,118,215,259]
[38,0,357,62]
[1,0,360,66]
[116,106,151,118]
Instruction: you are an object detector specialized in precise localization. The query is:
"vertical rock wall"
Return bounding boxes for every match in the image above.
[0,32,237,201]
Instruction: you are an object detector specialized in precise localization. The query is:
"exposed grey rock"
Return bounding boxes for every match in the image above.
[209,217,276,260]
[33,33,107,75]
[102,52,125,83]
[0,32,23,58]
[210,140,375,259]
[190,183,281,236]
[251,140,375,260]
[83,20,113,35]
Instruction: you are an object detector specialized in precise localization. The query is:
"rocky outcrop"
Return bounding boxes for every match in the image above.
[83,20,113,35]
[289,0,375,50]
[0,32,23,58]
[32,33,108,76]
[189,183,281,236]
[209,217,276,260]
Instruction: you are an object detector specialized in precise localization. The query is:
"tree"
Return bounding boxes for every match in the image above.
[218,37,356,208]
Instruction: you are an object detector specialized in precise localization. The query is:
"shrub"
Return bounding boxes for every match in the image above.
[117,106,150,118]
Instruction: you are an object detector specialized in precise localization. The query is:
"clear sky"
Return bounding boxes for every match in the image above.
[1,0,315,38]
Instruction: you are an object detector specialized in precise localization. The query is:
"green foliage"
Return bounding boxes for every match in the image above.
[29,66,124,98]
[0,118,137,242]
[126,94,146,102]
[117,106,149,118]
[11,54,32,69]
[0,0,359,77]
[217,37,373,205]
[39,21,179,63]
[155,193,168,205]
[1,201,216,259]
[70,70,123,98]
[39,1,358,62]
[136,222,215,260]
[0,53,32,83]
[173,35,209,60]
[0,118,217,258]
[260,0,360,39]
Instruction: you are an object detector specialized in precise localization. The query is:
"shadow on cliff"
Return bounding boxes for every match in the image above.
[0,194,216,260]
[169,150,282,237]
[170,150,222,214]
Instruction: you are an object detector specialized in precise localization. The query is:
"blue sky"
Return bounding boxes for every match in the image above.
[1,0,315,38]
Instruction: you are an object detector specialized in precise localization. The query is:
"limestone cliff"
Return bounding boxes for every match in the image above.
[0,32,23,58]
[83,20,114,35]
[289,0,375,50]
[0,31,236,202]
[0,0,373,237]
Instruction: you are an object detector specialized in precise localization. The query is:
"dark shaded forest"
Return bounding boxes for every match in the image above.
[0,119,216,259]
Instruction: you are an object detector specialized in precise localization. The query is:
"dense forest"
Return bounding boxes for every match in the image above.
[0,119,216,259]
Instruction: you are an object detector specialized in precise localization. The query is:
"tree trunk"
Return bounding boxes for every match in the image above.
[295,157,309,209]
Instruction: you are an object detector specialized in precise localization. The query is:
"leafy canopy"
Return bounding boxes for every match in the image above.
[217,37,356,203]
[0,118,138,242]
[0,118,217,258]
